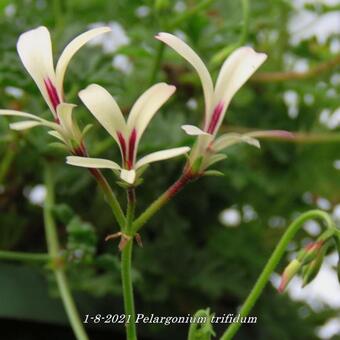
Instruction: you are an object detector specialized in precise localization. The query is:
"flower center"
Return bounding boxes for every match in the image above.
[117,129,137,170]
[44,78,61,112]
[127,128,137,170]
[206,102,224,134]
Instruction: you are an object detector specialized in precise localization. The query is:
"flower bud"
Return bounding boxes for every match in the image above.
[302,242,329,287]
[334,236,340,284]
[278,259,302,293]
[297,240,324,265]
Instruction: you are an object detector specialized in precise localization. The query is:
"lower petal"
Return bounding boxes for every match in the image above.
[66,156,120,170]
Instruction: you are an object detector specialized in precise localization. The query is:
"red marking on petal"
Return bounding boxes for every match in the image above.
[127,128,137,170]
[44,78,61,112]
[117,132,127,165]
[206,102,224,134]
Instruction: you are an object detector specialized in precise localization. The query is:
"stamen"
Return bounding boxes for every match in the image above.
[127,128,137,170]
[206,102,224,134]
[44,78,61,112]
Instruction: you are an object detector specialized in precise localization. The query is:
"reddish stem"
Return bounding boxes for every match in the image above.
[131,170,198,234]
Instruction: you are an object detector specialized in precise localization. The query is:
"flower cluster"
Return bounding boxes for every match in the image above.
[66,83,189,184]
[1,27,287,185]
[0,27,191,184]
[278,228,339,292]
[156,33,292,175]
[0,26,110,151]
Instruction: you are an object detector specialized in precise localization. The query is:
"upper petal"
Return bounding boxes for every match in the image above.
[17,26,58,115]
[135,146,190,169]
[127,82,175,139]
[156,32,214,117]
[66,156,121,170]
[55,26,111,93]
[211,47,267,132]
[78,84,126,143]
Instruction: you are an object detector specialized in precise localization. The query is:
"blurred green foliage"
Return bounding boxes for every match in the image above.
[0,0,339,339]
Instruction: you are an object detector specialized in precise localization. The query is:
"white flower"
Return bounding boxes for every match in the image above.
[66,83,190,184]
[156,33,291,173]
[0,26,110,149]
[156,32,267,137]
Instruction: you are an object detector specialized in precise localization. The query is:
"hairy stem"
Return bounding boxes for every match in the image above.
[44,163,88,340]
[220,209,336,340]
[121,188,137,340]
[74,144,126,229]
[0,250,50,263]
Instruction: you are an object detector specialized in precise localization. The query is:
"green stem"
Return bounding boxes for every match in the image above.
[53,0,65,36]
[44,163,89,340]
[169,0,215,28]
[220,209,336,340]
[121,188,137,340]
[0,250,50,263]
[0,137,16,184]
[239,0,249,45]
[131,171,193,234]
[211,0,249,66]
[92,167,126,229]
[75,144,126,229]
[149,43,165,85]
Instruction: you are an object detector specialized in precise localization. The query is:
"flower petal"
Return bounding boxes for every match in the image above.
[135,146,190,169]
[57,103,77,136]
[212,133,260,151]
[127,82,175,139]
[48,130,67,144]
[156,32,214,117]
[181,124,209,136]
[66,156,121,170]
[17,26,57,115]
[0,109,44,121]
[55,27,111,93]
[120,169,136,184]
[79,84,126,142]
[211,47,267,133]
[9,120,42,130]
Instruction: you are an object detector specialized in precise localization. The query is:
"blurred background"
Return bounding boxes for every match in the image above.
[0,0,339,339]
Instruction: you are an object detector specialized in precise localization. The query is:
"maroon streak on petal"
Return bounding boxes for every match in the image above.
[44,78,61,112]
[117,132,127,165]
[206,102,224,134]
[127,128,137,170]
